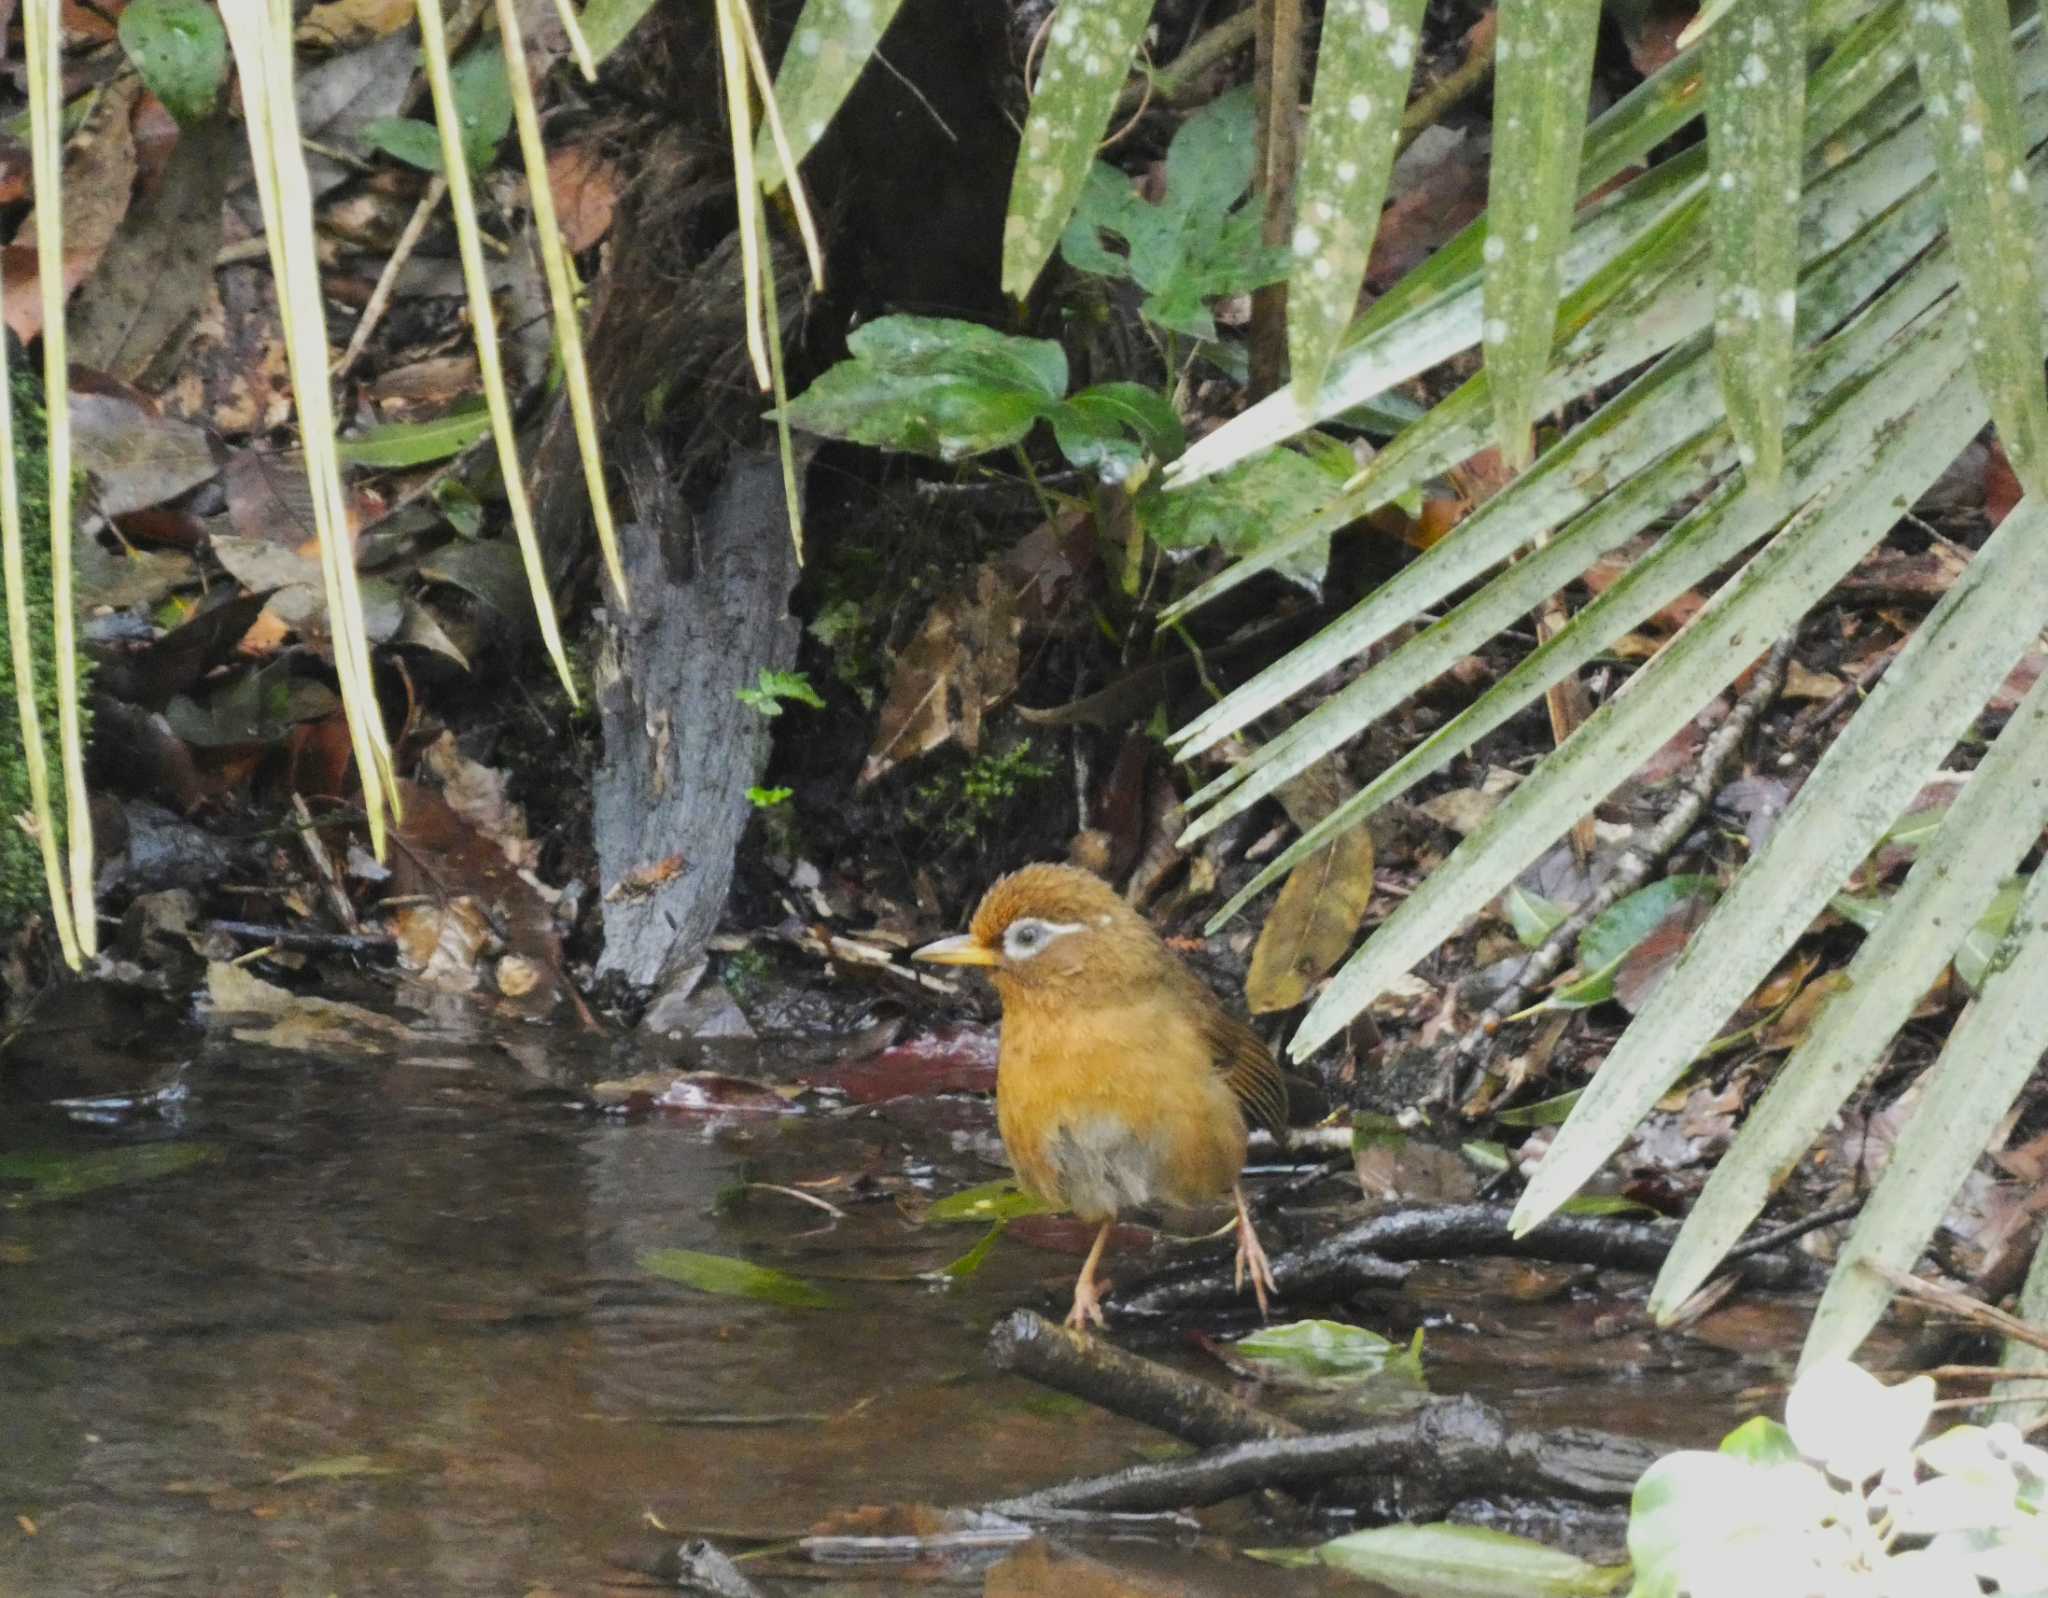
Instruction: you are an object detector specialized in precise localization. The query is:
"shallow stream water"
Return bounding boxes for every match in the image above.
[0,995,1805,1595]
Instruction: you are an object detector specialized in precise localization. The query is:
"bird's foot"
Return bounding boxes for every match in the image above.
[1063,1277,1107,1330]
[1064,1220,1114,1330]
[1232,1184,1277,1320]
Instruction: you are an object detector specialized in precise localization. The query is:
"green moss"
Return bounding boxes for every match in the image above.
[910,740,1055,842]
[0,354,83,934]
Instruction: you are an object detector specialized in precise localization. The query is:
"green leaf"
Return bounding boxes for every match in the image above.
[1288,0,1427,403]
[1314,1522,1630,1596]
[1059,87,1289,339]
[1047,382,1186,482]
[746,786,793,808]
[1910,0,2048,501]
[1626,1449,1839,1598]
[924,1179,1057,1223]
[1002,0,1154,301]
[1706,0,1807,485]
[1558,1193,1659,1217]
[118,0,228,129]
[936,1220,1008,1278]
[639,1247,844,1309]
[578,0,662,63]
[775,315,1068,461]
[1494,1089,1582,1127]
[1286,280,1990,1064]
[0,1143,221,1208]
[1720,1416,1801,1466]
[737,668,825,716]
[1826,890,1887,933]
[1482,0,1603,465]
[360,117,446,174]
[1232,1319,1426,1387]
[1653,690,2048,1333]
[1552,873,1721,1010]
[433,478,484,538]
[1139,446,1346,591]
[754,0,914,192]
[1953,876,2025,994]
[1504,882,1571,946]
[449,42,513,171]
[337,403,492,467]
[273,1454,400,1484]
[363,45,511,172]
[1513,486,2048,1238]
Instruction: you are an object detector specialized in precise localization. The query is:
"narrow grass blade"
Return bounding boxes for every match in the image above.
[1652,653,2048,1323]
[1287,0,1426,404]
[1512,490,2048,1233]
[1910,0,2048,500]
[1290,299,1985,1061]
[752,0,911,192]
[1480,0,1602,466]
[1001,0,1152,302]
[1707,0,1807,485]
[2002,1213,2048,1430]
[1802,853,2048,1367]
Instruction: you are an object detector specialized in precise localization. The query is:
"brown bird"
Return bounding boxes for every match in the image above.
[913,863,1285,1329]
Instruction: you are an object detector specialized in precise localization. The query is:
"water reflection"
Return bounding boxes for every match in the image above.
[2,1017,1359,1594]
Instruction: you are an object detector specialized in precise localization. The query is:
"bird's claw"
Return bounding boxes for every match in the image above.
[1233,1185,1277,1321]
[1064,1279,1107,1330]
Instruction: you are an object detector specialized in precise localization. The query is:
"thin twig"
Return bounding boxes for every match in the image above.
[1866,1260,2048,1357]
[1394,12,1500,157]
[1115,10,1257,112]
[1725,1197,1864,1261]
[335,174,449,379]
[203,920,397,956]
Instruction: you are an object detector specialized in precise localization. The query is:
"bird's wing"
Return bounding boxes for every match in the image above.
[1199,1002,1288,1138]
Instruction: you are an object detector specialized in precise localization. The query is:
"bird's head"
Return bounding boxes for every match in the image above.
[911,862,1165,1007]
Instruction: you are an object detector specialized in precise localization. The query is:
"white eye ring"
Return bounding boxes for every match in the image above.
[1003,918,1083,960]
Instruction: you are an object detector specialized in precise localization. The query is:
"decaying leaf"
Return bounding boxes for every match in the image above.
[860,565,1020,786]
[208,961,411,1053]
[1246,760,1375,1013]
[4,75,142,341]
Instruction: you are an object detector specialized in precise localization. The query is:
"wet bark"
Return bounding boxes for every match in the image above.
[590,451,800,991]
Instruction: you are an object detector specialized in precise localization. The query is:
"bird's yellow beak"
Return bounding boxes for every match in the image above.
[912,933,999,967]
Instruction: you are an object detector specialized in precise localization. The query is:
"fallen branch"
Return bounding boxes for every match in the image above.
[988,1310,1302,1446]
[1109,1201,1812,1320]
[978,1380,1654,1518]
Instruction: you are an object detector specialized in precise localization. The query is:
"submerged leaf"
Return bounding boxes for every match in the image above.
[0,1143,221,1207]
[1232,1319,1426,1389]
[1313,1522,1629,1595]
[925,1180,1058,1224]
[640,1247,844,1309]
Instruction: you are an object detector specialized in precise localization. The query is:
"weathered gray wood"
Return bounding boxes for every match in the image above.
[592,451,799,991]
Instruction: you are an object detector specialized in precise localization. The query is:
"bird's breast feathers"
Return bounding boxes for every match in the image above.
[996,999,1247,1219]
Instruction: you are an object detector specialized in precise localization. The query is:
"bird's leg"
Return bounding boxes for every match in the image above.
[1065,1220,1115,1330]
[1232,1183,1277,1320]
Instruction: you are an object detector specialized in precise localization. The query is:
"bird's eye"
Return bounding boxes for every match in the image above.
[1012,924,1041,948]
